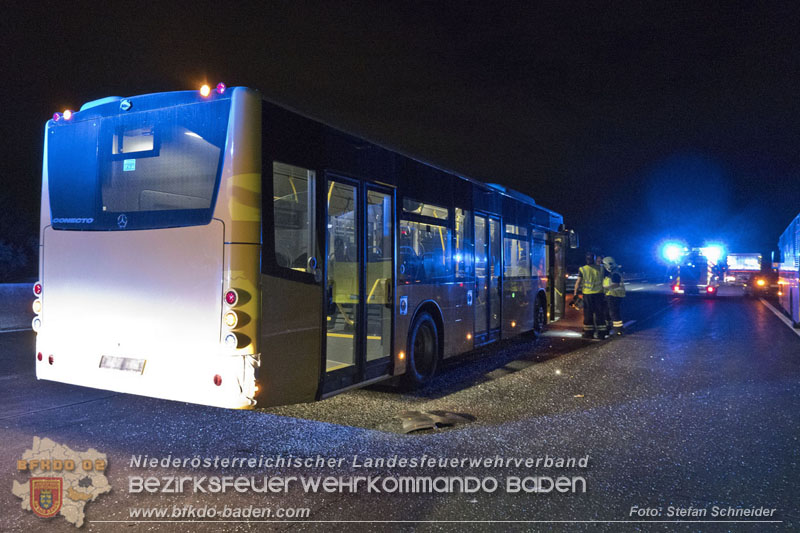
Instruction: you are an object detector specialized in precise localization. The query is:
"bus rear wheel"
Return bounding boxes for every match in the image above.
[404,312,439,387]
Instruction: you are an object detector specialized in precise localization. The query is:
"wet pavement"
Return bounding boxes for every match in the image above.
[1,284,798,531]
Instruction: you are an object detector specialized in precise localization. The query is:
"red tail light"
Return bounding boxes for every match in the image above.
[37,352,43,361]
[672,285,680,292]
[33,282,42,296]
[707,286,715,293]
[48,355,54,365]
[225,289,238,306]
[213,374,222,386]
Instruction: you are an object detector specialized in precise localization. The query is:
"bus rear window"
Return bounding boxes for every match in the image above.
[48,99,230,230]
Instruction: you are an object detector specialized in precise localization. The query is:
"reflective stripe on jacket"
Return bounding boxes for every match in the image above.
[603,269,626,297]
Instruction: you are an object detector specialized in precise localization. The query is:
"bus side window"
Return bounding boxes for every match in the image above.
[455,208,473,280]
[503,224,530,279]
[272,161,317,275]
[532,238,546,278]
[399,220,452,283]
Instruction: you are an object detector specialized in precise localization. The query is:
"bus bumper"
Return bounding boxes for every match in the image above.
[34,335,258,409]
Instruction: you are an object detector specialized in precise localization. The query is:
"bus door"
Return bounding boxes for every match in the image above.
[474,214,502,344]
[323,176,394,394]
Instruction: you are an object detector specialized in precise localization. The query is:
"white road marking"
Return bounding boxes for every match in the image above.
[656,283,664,286]
[630,287,644,291]
[0,327,32,334]
[759,298,800,339]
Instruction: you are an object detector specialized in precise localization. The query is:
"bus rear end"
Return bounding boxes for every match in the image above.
[35,87,262,408]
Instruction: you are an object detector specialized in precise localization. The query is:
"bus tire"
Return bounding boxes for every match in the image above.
[404,312,439,387]
[533,296,547,339]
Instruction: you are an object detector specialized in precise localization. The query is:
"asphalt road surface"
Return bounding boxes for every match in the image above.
[1,284,798,532]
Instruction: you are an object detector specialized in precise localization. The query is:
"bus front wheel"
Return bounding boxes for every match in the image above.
[404,312,439,387]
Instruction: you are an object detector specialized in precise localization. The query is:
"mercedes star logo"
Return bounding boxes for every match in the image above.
[117,214,128,229]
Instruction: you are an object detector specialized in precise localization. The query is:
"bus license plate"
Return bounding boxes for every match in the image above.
[99,355,146,374]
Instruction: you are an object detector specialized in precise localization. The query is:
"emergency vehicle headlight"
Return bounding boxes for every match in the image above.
[32,299,42,314]
[756,279,766,287]
[224,333,238,348]
[32,317,42,331]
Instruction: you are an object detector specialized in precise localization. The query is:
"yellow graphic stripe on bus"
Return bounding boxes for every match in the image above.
[326,361,352,372]
[327,333,383,340]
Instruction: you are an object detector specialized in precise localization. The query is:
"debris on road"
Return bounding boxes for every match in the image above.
[397,410,475,433]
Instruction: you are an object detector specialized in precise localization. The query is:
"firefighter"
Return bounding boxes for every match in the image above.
[574,251,607,339]
[602,256,626,335]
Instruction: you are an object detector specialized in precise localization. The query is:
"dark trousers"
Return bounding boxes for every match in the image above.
[606,296,624,329]
[583,293,607,334]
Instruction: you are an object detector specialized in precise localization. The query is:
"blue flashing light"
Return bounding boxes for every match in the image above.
[662,243,684,263]
[700,244,725,264]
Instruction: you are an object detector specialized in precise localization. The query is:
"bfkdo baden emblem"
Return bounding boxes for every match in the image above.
[30,477,63,518]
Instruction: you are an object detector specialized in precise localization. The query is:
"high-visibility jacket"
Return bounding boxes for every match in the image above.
[579,264,604,294]
[603,268,626,297]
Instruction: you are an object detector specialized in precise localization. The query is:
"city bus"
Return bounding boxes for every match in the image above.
[33,85,572,409]
[777,215,799,325]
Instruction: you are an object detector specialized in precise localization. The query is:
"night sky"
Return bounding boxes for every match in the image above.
[3,3,799,272]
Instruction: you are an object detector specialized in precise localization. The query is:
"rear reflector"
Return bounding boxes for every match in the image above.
[33,282,42,296]
[37,352,42,361]
[214,374,222,386]
[48,355,54,365]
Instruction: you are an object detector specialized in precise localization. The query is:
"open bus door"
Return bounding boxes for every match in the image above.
[322,176,395,396]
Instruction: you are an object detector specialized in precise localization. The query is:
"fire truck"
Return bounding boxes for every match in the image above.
[672,249,721,296]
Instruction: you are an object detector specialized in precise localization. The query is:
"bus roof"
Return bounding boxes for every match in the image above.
[73,87,564,229]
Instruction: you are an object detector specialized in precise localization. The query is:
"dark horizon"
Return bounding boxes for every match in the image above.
[3,4,799,275]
